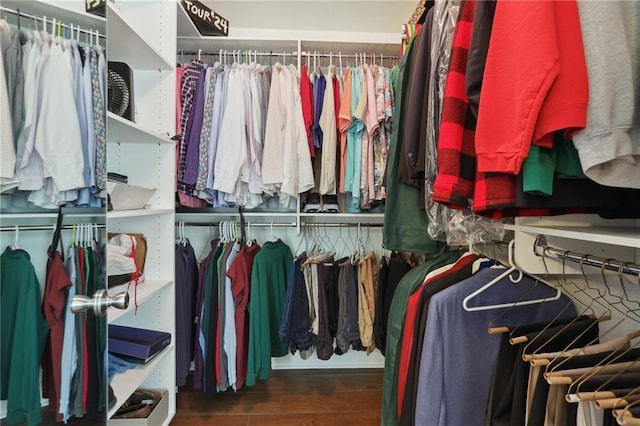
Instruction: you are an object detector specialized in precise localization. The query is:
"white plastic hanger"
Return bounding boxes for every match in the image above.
[462,240,561,312]
[11,225,20,250]
[270,222,277,242]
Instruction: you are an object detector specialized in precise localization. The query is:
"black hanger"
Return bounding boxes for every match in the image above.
[50,205,65,258]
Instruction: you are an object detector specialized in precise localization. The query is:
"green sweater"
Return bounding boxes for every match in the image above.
[1,249,49,426]
[245,240,293,386]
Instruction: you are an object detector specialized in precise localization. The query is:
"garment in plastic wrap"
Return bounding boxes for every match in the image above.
[444,210,506,247]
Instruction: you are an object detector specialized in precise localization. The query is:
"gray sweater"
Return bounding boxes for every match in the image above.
[414,268,576,426]
[572,1,640,188]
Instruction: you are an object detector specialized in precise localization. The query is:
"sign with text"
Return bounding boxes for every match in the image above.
[181,0,229,37]
[85,0,106,17]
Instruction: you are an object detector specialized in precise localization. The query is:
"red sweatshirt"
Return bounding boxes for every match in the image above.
[475,0,588,174]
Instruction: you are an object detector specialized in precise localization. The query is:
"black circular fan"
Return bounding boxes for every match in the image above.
[108,69,130,117]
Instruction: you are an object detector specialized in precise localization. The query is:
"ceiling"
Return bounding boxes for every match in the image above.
[200,1,418,34]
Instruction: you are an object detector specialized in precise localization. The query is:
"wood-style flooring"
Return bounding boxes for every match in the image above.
[171,368,383,426]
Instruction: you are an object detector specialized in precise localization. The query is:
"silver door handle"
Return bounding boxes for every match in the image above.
[70,289,129,316]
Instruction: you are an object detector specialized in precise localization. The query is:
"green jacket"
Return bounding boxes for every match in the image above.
[383,35,443,254]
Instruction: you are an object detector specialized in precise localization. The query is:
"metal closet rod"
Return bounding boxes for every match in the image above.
[180,50,399,61]
[0,6,106,39]
[177,221,296,227]
[181,50,298,57]
[0,224,106,232]
[176,221,383,228]
[533,235,640,276]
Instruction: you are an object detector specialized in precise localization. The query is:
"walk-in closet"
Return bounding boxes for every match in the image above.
[1,0,639,425]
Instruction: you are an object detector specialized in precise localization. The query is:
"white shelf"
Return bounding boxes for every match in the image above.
[108,113,172,145]
[516,225,640,249]
[108,209,174,219]
[108,345,174,418]
[1,1,105,31]
[108,279,173,322]
[107,2,173,71]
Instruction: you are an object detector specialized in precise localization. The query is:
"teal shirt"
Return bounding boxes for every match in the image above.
[381,250,463,426]
[522,133,586,196]
[1,249,49,426]
[245,240,293,386]
[349,68,364,212]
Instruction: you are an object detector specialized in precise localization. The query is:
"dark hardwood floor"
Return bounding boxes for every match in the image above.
[171,368,383,425]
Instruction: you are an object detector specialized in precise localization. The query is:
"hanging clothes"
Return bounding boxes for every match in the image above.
[382,29,443,254]
[59,246,78,423]
[227,242,261,391]
[0,247,49,426]
[380,249,463,426]
[0,20,106,208]
[413,268,575,426]
[41,233,72,421]
[246,239,292,386]
[175,240,199,387]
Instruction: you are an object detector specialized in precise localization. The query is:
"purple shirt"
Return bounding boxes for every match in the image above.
[183,66,209,186]
[177,60,205,194]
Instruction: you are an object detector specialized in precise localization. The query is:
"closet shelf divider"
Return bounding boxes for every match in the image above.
[107,2,173,71]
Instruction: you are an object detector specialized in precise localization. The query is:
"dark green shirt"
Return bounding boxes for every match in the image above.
[1,249,49,426]
[246,240,293,386]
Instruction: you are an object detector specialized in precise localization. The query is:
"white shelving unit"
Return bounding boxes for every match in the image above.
[514,215,640,276]
[107,1,177,424]
[107,279,174,322]
[108,208,174,219]
[174,0,396,373]
[107,3,172,71]
[107,345,174,418]
[107,112,173,145]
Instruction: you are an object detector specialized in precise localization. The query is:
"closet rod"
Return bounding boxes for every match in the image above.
[300,51,400,60]
[181,50,298,57]
[0,224,106,232]
[0,6,106,39]
[177,221,296,228]
[300,222,384,228]
[533,235,640,276]
[176,221,384,228]
[180,50,400,61]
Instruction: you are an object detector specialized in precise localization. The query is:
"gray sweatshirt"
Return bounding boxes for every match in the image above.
[572,1,640,188]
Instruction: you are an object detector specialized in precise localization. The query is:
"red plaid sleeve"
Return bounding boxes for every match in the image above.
[432,0,477,210]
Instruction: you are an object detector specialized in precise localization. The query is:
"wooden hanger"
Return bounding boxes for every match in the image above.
[612,387,640,423]
[565,347,640,400]
[519,255,613,362]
